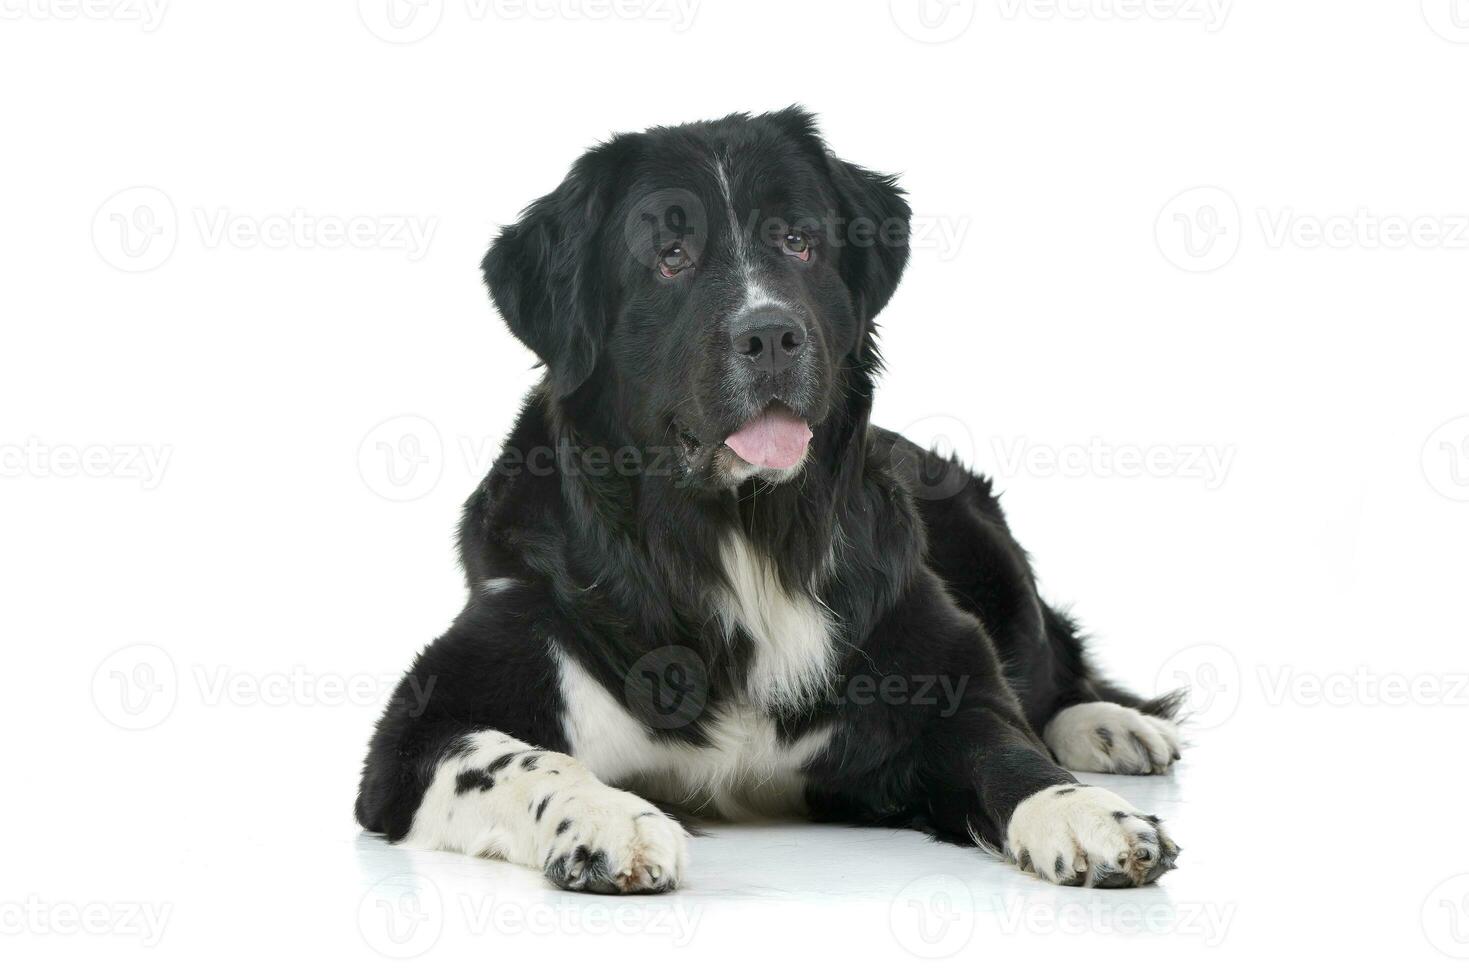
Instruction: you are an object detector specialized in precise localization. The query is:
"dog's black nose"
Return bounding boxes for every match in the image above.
[731,309,807,375]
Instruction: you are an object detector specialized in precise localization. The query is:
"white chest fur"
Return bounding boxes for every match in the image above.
[555,533,835,819]
[712,533,835,709]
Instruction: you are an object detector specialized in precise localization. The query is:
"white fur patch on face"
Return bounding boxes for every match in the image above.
[714,159,793,319]
[1005,784,1180,887]
[1043,702,1182,774]
[737,276,783,316]
[721,452,808,486]
[403,729,688,894]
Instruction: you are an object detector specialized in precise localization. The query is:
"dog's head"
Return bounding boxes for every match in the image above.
[483,107,909,491]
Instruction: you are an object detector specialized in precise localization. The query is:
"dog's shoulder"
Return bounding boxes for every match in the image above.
[456,389,569,579]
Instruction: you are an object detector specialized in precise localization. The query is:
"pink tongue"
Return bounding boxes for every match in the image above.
[724,406,813,469]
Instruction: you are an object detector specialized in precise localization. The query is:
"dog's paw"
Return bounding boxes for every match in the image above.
[1043,702,1181,774]
[540,787,688,895]
[1006,784,1179,887]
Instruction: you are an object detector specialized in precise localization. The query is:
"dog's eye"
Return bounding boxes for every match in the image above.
[781,231,813,261]
[658,243,692,278]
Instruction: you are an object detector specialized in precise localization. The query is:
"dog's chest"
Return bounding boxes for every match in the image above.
[556,534,835,818]
[710,533,835,708]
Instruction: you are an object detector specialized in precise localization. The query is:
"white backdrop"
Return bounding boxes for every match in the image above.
[4,1,1468,975]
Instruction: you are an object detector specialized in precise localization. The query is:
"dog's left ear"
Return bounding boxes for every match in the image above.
[826,154,911,323]
[767,108,911,321]
[482,145,620,400]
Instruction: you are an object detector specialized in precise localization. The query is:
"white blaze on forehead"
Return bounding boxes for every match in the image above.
[714,158,740,235]
[714,158,790,317]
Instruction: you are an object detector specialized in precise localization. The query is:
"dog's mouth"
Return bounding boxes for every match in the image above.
[676,401,814,478]
[721,402,812,470]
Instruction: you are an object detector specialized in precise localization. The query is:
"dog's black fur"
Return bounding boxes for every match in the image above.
[356,108,1178,866]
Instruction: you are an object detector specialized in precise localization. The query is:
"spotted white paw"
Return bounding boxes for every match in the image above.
[539,784,689,894]
[1006,784,1179,887]
[1043,702,1181,774]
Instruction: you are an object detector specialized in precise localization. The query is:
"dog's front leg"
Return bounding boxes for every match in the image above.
[957,718,1181,887]
[404,730,688,894]
[843,573,1181,887]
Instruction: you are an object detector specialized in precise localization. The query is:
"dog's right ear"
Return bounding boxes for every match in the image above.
[482,145,621,400]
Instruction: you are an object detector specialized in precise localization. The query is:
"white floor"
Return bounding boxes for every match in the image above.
[10,718,1466,976]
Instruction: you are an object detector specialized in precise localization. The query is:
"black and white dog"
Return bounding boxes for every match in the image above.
[356,108,1184,894]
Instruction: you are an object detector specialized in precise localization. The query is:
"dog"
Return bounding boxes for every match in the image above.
[355,108,1184,894]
